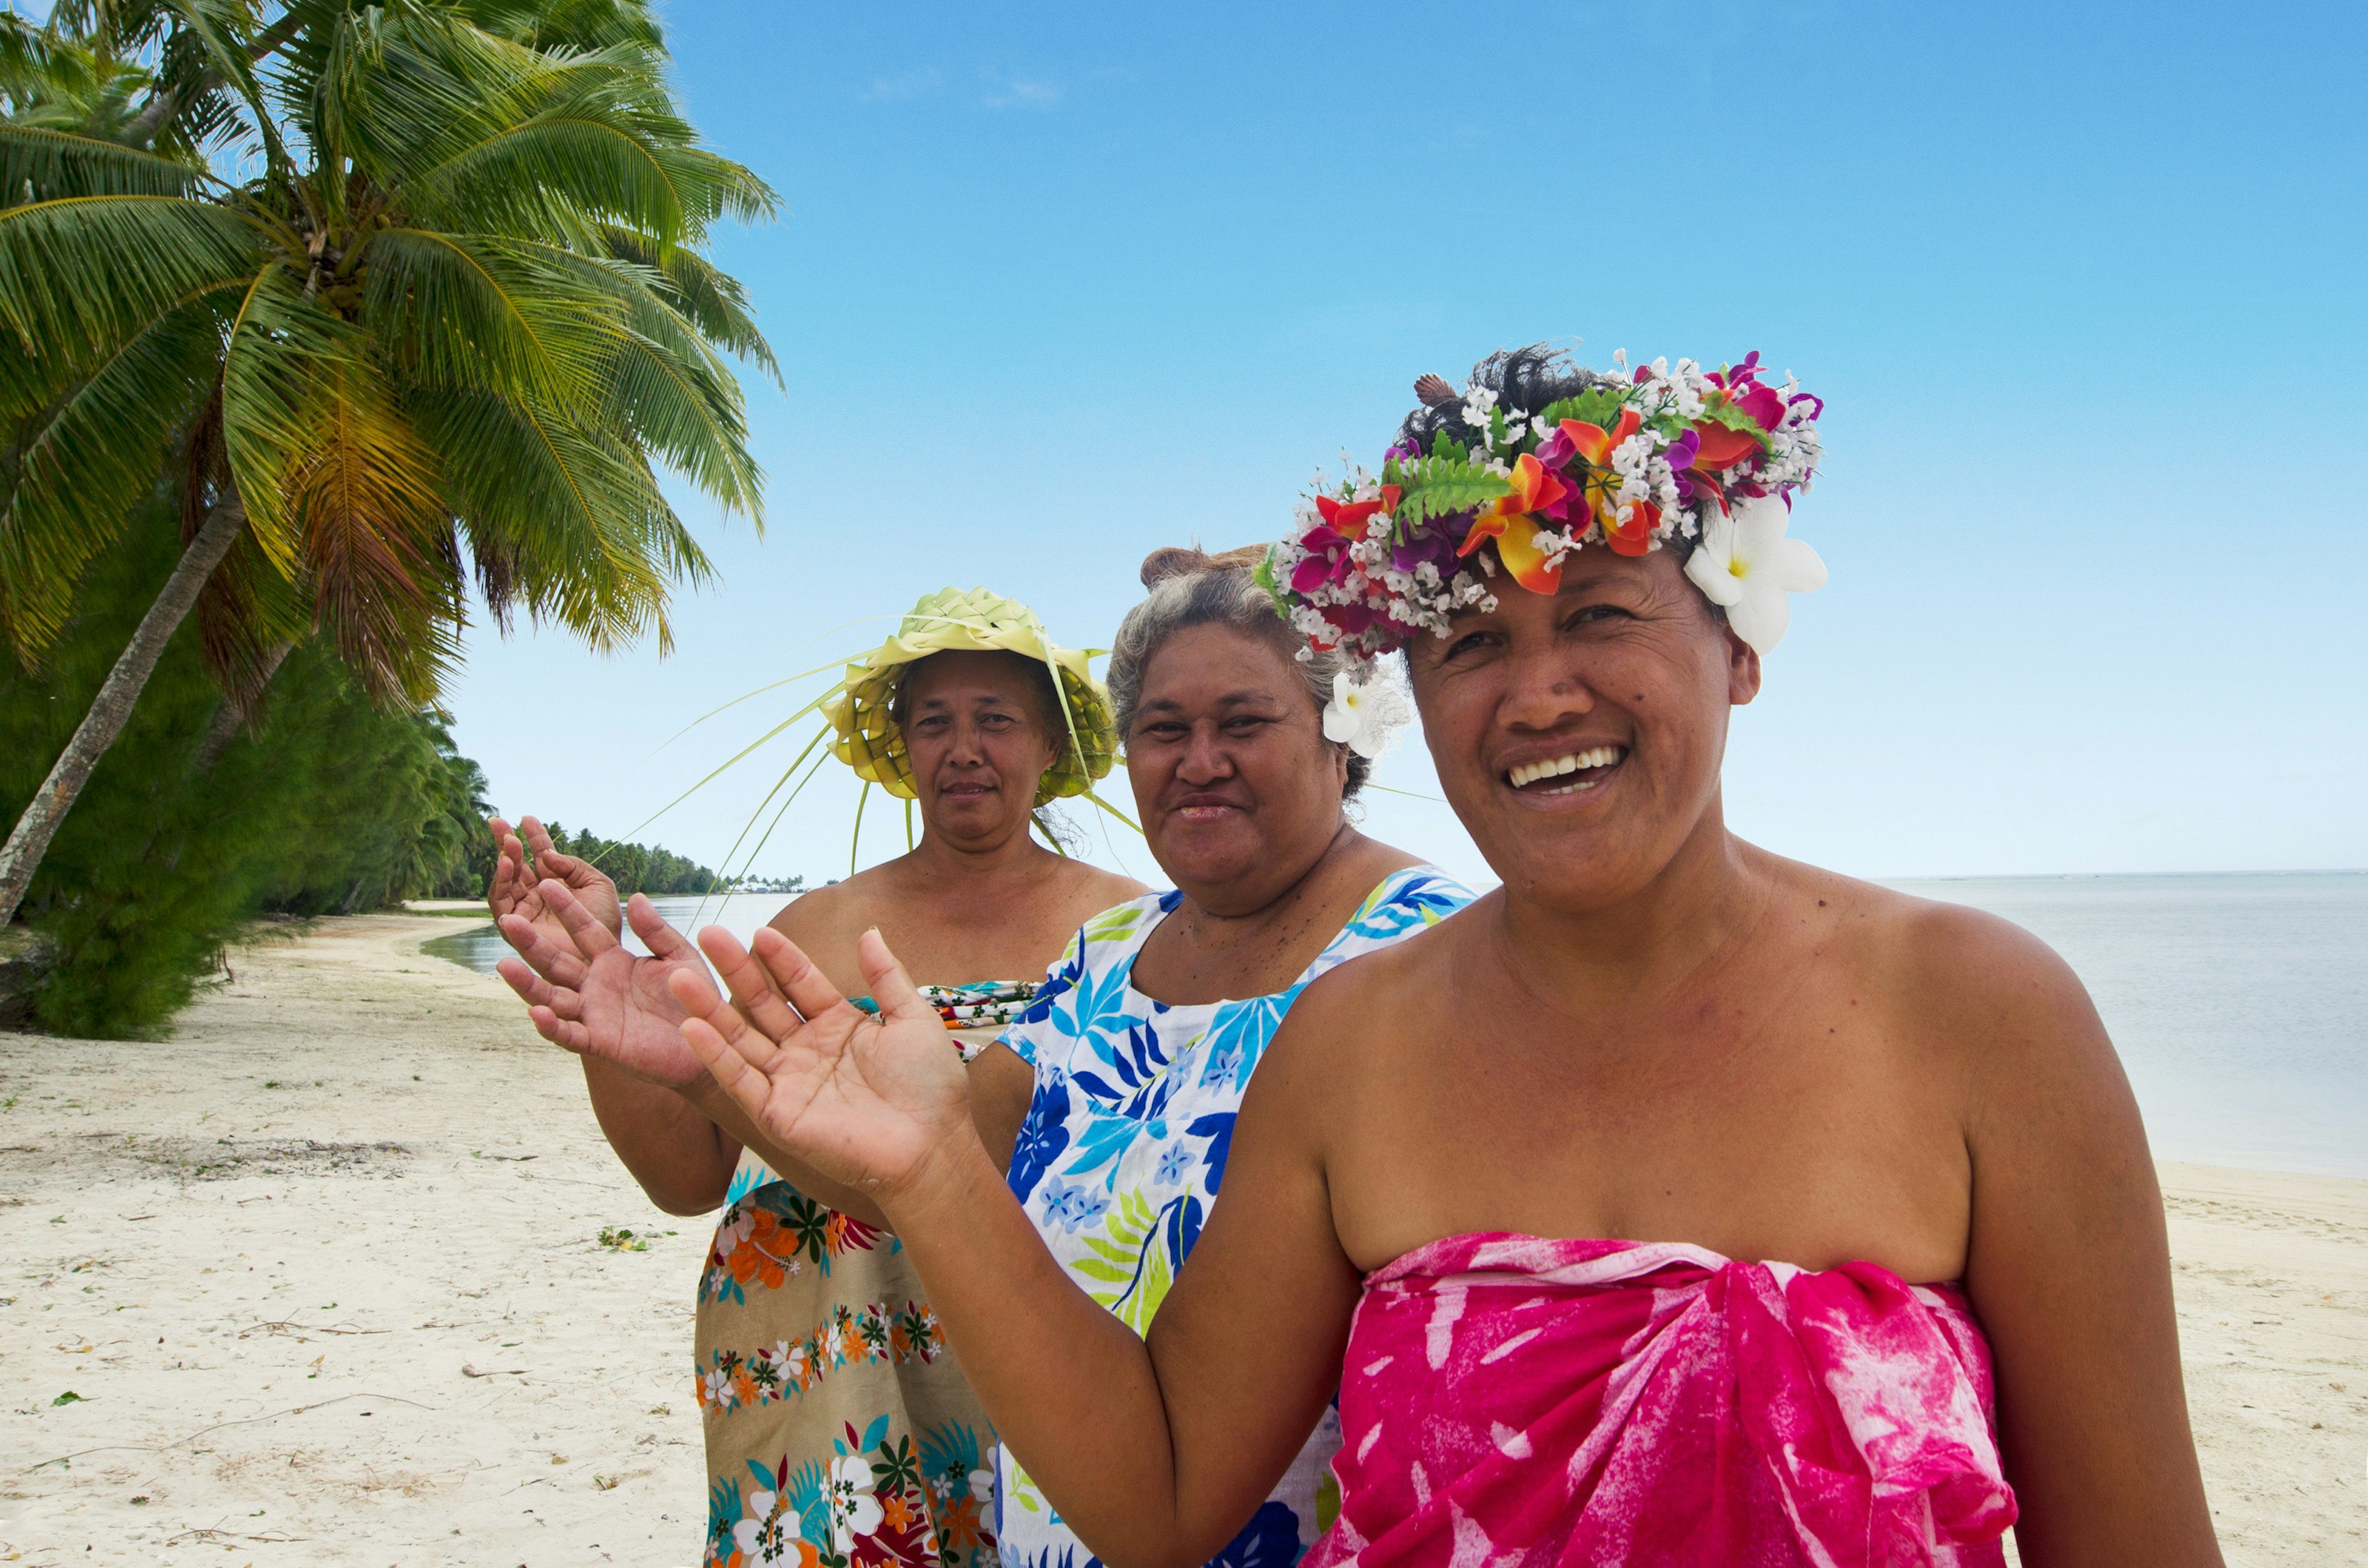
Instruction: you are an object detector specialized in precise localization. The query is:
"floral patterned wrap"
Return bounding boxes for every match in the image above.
[699,1027,1008,1568]
[993,868,1475,1567]
[1307,1234,2016,1567]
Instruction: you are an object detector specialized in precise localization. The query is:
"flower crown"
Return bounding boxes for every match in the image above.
[1258,350,1829,667]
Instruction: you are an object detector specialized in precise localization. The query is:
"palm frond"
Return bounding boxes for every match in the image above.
[593,222,779,387]
[490,239,762,519]
[361,226,622,406]
[0,193,257,362]
[0,125,216,202]
[288,353,460,704]
[218,260,364,572]
[418,385,681,652]
[0,297,224,660]
[450,0,664,53]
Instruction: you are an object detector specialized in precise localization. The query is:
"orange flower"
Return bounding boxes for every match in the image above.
[936,1494,985,1550]
[1457,456,1571,593]
[883,1492,916,1532]
[1542,408,1662,555]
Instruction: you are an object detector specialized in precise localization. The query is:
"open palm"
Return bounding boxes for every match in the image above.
[671,926,972,1201]
[490,815,622,940]
[494,874,705,1090]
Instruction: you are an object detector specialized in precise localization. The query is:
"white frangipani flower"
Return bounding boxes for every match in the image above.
[1322,670,1408,760]
[1682,497,1827,654]
[827,1453,884,1547]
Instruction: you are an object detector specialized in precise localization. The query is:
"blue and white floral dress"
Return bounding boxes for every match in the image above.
[992,866,1474,1567]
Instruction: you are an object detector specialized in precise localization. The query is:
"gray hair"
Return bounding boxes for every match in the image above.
[1107,546,1370,800]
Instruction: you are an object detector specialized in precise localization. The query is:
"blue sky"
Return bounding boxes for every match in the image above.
[447,0,2368,890]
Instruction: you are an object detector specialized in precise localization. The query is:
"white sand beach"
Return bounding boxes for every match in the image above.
[0,914,2361,1565]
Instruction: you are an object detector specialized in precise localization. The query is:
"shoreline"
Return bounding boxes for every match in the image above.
[1,914,2362,1563]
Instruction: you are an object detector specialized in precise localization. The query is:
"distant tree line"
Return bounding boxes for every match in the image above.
[533,827,736,898]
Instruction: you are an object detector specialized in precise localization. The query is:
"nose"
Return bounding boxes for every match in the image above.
[1499,642,1596,734]
[944,716,989,765]
[1175,721,1233,785]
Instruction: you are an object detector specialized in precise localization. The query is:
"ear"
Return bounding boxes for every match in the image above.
[1724,626,1763,707]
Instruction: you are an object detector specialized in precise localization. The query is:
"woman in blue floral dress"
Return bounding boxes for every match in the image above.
[666,546,1474,1567]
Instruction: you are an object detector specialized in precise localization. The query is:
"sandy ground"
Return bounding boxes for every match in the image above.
[0,915,2361,1566]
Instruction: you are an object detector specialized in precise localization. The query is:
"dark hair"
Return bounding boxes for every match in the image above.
[1107,546,1370,801]
[1399,343,1708,577]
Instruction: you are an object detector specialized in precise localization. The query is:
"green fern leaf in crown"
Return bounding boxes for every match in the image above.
[1389,454,1513,531]
[1536,387,1629,432]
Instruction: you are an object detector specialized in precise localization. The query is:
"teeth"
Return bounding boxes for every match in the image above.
[1507,747,1624,788]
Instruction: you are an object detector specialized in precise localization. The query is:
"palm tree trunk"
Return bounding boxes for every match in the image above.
[0,495,247,929]
[189,639,294,776]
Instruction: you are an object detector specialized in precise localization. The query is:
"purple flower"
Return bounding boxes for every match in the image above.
[1391,519,1463,577]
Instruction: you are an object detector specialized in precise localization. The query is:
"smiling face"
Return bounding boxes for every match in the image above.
[1404,547,1761,911]
[900,651,1061,850]
[1126,622,1350,913]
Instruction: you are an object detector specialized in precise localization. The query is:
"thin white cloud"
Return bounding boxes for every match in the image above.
[860,66,941,103]
[980,71,1061,109]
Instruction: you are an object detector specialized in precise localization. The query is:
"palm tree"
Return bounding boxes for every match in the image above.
[0,0,778,928]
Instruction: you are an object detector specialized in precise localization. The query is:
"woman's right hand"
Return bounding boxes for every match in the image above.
[494,877,709,1091]
[488,815,622,940]
[671,926,976,1205]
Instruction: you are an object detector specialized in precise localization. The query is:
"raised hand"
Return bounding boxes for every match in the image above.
[488,815,622,946]
[672,926,974,1204]
[495,878,708,1090]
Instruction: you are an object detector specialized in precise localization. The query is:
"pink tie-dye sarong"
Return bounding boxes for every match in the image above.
[1307,1234,2015,1567]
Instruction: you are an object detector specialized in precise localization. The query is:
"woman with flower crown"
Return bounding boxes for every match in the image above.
[486,589,1146,1567]
[493,568,1475,1566]
[664,347,2225,1566]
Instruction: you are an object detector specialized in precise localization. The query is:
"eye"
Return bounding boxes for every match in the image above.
[978,712,1014,729]
[1222,716,1270,736]
[1442,630,1499,660]
[1564,602,1632,630]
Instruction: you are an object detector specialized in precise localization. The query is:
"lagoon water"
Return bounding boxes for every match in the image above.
[427,874,2368,1179]
[1880,872,2365,1179]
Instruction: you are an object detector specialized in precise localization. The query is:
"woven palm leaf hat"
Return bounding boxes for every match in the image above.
[821,586,1120,809]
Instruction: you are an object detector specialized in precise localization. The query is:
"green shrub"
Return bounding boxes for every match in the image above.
[0,491,495,1038]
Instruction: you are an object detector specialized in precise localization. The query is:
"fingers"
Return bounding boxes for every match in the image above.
[495,956,580,1020]
[488,821,526,917]
[680,1015,777,1128]
[665,955,786,1075]
[521,815,558,858]
[626,894,699,961]
[528,1004,590,1054]
[743,926,850,1024]
[540,879,620,957]
[496,911,588,990]
[855,927,936,1028]
[701,927,816,1043]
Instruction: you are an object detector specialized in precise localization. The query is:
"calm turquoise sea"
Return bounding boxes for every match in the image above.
[429,874,2368,1179]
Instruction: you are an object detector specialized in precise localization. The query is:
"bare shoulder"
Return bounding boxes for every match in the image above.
[1051,859,1152,922]
[767,870,891,952]
[1759,853,2113,1093]
[1273,894,1476,1078]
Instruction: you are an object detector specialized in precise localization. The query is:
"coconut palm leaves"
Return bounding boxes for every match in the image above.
[0,0,778,926]
[2,0,774,676]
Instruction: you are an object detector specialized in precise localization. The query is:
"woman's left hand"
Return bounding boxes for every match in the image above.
[670,926,977,1206]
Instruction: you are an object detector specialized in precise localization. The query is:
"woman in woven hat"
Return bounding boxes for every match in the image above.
[488,588,1143,1567]
[500,554,1475,1567]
